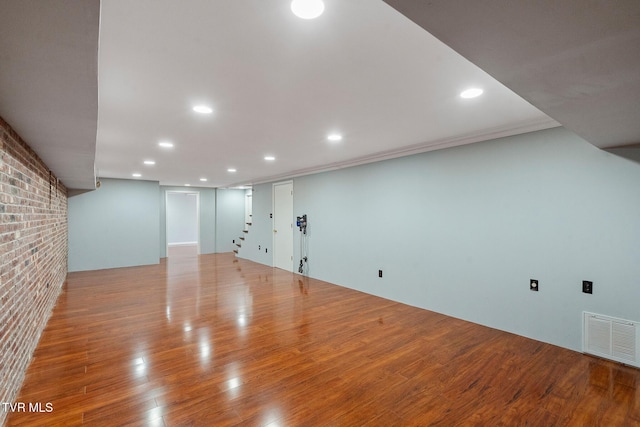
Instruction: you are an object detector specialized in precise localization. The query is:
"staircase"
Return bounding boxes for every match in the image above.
[233,217,252,256]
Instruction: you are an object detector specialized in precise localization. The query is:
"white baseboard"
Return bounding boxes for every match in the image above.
[168,241,198,247]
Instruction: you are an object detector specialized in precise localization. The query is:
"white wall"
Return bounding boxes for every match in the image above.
[241,127,640,352]
[68,178,160,272]
[166,192,198,244]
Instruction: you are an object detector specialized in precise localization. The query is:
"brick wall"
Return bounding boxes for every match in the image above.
[0,116,68,425]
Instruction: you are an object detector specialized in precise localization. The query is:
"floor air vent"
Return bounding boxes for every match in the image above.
[583,312,639,368]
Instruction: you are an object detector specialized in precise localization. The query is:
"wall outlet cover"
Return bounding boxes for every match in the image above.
[530,279,539,291]
[583,280,593,294]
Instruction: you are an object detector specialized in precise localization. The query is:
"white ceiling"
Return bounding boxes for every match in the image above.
[94,0,558,189]
[3,0,580,190]
[384,0,640,150]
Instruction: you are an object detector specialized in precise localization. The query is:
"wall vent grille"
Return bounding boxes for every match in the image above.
[583,312,639,368]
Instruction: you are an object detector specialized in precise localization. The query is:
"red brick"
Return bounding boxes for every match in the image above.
[0,116,67,425]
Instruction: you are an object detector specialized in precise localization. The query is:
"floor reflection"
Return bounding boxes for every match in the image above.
[166,244,202,324]
[9,252,640,426]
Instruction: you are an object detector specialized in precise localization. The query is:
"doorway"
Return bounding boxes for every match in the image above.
[166,191,200,257]
[272,181,293,271]
[245,189,252,230]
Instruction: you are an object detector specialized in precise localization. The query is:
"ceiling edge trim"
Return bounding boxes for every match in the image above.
[233,117,561,187]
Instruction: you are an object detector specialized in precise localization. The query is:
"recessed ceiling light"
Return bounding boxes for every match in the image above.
[460,88,484,99]
[264,156,275,161]
[158,141,174,148]
[193,105,213,114]
[132,173,142,178]
[200,178,207,182]
[327,134,342,142]
[227,168,237,173]
[143,160,155,165]
[291,0,324,19]
[185,184,191,187]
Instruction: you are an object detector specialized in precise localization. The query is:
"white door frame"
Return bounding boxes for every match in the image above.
[165,190,201,256]
[272,181,293,271]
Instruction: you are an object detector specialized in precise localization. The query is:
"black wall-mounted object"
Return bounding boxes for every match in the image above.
[296,214,308,234]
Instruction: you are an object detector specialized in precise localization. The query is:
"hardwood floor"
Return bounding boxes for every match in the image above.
[6,252,640,426]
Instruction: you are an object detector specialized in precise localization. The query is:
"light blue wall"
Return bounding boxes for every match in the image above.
[166,192,198,244]
[216,189,247,253]
[238,183,274,265]
[159,186,217,257]
[199,189,217,255]
[69,182,247,267]
[68,178,160,272]
[244,127,640,352]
